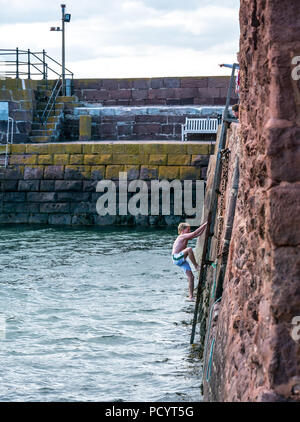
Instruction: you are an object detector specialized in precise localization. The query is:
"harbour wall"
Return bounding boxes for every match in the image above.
[72,76,238,107]
[0,142,211,226]
[0,76,238,143]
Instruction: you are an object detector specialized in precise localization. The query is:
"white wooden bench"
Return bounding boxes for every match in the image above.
[181,118,219,141]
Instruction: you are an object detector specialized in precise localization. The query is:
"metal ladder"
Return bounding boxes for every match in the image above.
[0,117,14,168]
[190,63,239,344]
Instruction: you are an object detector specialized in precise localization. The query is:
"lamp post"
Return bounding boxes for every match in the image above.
[50,4,71,96]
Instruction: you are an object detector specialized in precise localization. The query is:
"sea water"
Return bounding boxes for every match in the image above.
[0,225,202,402]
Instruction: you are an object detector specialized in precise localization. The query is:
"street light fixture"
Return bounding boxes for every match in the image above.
[50,4,71,96]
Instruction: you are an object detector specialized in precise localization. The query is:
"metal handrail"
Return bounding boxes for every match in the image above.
[40,76,62,130]
[0,48,73,80]
[3,117,14,168]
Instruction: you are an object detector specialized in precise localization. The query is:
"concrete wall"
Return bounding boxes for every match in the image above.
[0,142,211,226]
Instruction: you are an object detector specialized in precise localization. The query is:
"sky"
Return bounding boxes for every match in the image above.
[0,0,240,79]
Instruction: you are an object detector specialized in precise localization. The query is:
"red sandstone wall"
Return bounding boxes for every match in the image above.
[72,76,238,106]
[203,0,300,401]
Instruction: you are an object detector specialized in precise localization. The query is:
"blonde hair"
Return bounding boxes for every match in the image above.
[178,222,190,234]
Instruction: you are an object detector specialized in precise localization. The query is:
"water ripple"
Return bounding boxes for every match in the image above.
[0,225,202,402]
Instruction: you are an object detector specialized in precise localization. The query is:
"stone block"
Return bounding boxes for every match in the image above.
[191,154,210,167]
[105,165,124,179]
[24,166,43,180]
[117,124,132,137]
[167,154,191,166]
[3,192,26,202]
[149,154,168,165]
[11,145,26,154]
[57,192,90,202]
[164,78,181,88]
[40,203,70,213]
[109,89,131,100]
[179,166,201,180]
[102,79,118,90]
[28,214,49,224]
[69,154,84,165]
[167,116,186,124]
[140,166,159,180]
[79,115,92,141]
[112,144,125,153]
[71,215,94,225]
[123,144,140,155]
[53,154,70,165]
[0,89,11,101]
[63,144,82,154]
[134,124,161,135]
[148,89,172,100]
[69,202,90,214]
[38,155,53,165]
[3,202,39,213]
[54,180,82,191]
[158,166,180,180]
[48,214,72,225]
[208,76,230,88]
[18,180,40,191]
[90,166,106,180]
[164,144,187,154]
[83,180,98,192]
[132,90,148,100]
[0,213,28,224]
[186,144,212,154]
[27,192,57,202]
[83,144,113,154]
[10,154,37,165]
[1,181,18,191]
[161,125,174,134]
[124,165,140,180]
[118,79,133,89]
[112,154,142,165]
[150,78,164,89]
[40,180,55,191]
[44,166,65,179]
[132,79,151,89]
[83,154,111,165]
[64,165,91,180]
[26,144,49,154]
[181,77,209,88]
[100,123,117,137]
[94,215,117,225]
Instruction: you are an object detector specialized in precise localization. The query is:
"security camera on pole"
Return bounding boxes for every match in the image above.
[50,4,71,96]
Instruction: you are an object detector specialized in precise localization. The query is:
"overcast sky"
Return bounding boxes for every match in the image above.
[0,0,240,78]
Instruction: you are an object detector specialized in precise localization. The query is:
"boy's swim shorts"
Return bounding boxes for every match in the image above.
[172,251,192,273]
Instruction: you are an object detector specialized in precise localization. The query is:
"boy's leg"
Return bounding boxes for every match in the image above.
[182,247,200,271]
[186,270,195,300]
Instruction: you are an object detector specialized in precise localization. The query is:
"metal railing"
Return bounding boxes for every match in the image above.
[0,117,14,168]
[40,76,62,128]
[0,48,73,81]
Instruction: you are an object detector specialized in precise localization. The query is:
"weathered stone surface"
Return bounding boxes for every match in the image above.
[40,203,70,213]
[27,192,57,202]
[48,214,72,225]
[18,180,40,192]
[202,0,300,403]
[1,181,18,191]
[44,166,64,180]
[24,166,43,180]
[54,180,82,192]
